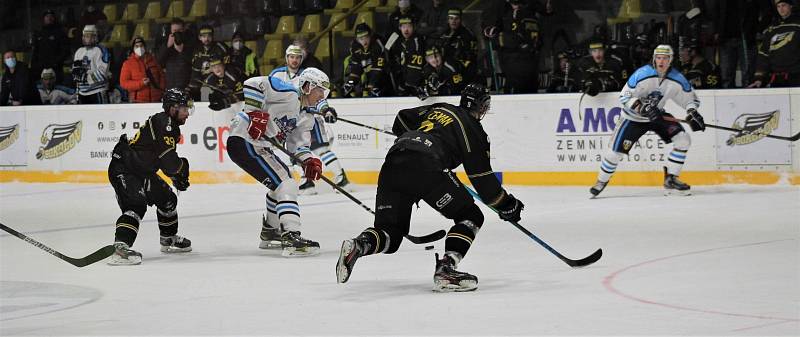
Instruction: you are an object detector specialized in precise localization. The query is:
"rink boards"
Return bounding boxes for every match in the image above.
[1,88,799,186]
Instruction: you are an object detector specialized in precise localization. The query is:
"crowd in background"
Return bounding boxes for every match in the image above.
[1,0,798,107]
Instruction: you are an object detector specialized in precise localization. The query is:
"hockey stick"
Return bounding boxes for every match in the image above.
[464,187,603,268]
[663,116,800,142]
[0,222,115,267]
[268,140,446,244]
[310,112,395,136]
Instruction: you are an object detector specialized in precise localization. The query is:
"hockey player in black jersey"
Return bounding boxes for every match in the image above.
[419,45,466,98]
[336,83,525,292]
[576,39,624,96]
[677,38,720,89]
[107,88,193,265]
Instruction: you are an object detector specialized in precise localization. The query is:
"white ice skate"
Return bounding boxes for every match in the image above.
[107,242,142,266]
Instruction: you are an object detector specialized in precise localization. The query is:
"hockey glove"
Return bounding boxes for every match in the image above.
[368,86,382,97]
[302,157,323,181]
[317,101,338,123]
[208,92,229,111]
[497,194,524,223]
[640,102,664,121]
[686,108,705,132]
[246,110,270,140]
[583,80,599,96]
[342,79,356,97]
[171,157,190,191]
[417,86,430,101]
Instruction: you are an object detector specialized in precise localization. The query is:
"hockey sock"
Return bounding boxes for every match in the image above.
[273,181,301,232]
[317,149,345,179]
[114,211,141,247]
[263,193,280,233]
[667,132,691,176]
[444,205,484,259]
[156,206,178,237]
[597,151,623,182]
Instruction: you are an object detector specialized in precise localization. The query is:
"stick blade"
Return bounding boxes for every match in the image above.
[565,248,603,268]
[405,230,446,244]
[67,245,116,267]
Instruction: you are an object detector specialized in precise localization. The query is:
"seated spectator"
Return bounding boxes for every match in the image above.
[418,0,449,37]
[343,23,391,97]
[388,16,427,98]
[72,25,111,104]
[120,37,165,103]
[749,0,800,88]
[546,49,579,93]
[1,50,42,105]
[293,37,324,70]
[37,68,77,104]
[158,18,194,93]
[229,31,259,78]
[419,45,465,99]
[204,57,244,111]
[576,39,623,96]
[678,38,720,89]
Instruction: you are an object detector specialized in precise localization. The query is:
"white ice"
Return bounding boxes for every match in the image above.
[1,182,798,336]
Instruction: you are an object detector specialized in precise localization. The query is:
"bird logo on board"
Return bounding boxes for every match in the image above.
[36,121,82,159]
[726,110,779,146]
[0,124,20,151]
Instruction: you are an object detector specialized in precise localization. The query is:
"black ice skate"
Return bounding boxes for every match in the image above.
[589,180,609,198]
[259,214,282,249]
[281,231,320,257]
[663,167,691,196]
[108,242,142,266]
[336,237,369,284]
[160,235,192,253]
[299,179,317,195]
[433,252,478,292]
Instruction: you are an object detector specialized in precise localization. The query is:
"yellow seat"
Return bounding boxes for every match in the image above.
[607,0,640,25]
[324,0,355,14]
[363,0,382,8]
[314,34,335,61]
[15,52,27,63]
[264,16,297,40]
[156,1,184,23]
[342,11,374,37]
[103,4,118,23]
[108,24,130,46]
[329,12,349,32]
[245,40,258,54]
[262,40,284,64]
[138,2,162,22]
[184,0,207,20]
[133,23,151,40]
[376,0,397,13]
[120,3,141,22]
[300,14,322,36]
[260,64,275,76]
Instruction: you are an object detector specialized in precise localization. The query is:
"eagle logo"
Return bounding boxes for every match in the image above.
[0,124,20,151]
[726,110,779,146]
[36,121,83,159]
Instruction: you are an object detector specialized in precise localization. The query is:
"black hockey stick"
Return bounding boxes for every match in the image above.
[464,187,603,268]
[0,222,115,267]
[310,112,395,136]
[663,116,800,142]
[268,140,446,244]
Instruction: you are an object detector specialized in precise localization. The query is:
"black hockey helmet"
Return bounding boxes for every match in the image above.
[460,83,491,120]
[162,88,193,113]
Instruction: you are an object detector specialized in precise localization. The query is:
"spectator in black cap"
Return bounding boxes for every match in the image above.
[188,25,230,100]
[31,9,69,85]
[546,48,579,93]
[575,39,623,96]
[388,16,428,98]
[750,0,800,88]
[678,37,720,89]
[440,7,478,84]
[344,23,391,97]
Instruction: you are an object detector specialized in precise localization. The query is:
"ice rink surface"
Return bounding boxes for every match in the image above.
[1,182,798,336]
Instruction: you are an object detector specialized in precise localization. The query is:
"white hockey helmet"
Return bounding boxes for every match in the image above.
[285,45,304,63]
[298,67,330,98]
[652,44,674,65]
[82,24,99,45]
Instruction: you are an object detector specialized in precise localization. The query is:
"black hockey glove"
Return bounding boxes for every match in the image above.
[640,102,664,121]
[322,105,338,123]
[417,86,430,101]
[342,79,356,97]
[368,86,382,97]
[583,80,599,97]
[208,92,229,111]
[686,108,705,132]
[497,194,524,223]
[171,157,190,191]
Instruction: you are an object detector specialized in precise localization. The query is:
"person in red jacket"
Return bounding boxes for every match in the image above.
[120,36,165,103]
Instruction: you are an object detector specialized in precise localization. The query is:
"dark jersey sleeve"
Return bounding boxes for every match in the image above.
[459,119,506,207]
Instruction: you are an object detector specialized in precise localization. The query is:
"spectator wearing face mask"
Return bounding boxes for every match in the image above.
[120,36,165,103]
[1,49,42,106]
[229,31,259,78]
[37,68,77,104]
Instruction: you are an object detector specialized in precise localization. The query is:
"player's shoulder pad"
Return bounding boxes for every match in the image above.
[268,75,300,94]
[626,65,659,88]
[666,68,693,92]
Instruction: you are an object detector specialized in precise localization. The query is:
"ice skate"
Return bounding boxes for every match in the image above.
[299,179,318,195]
[336,237,368,284]
[259,215,282,249]
[160,235,192,253]
[663,167,691,196]
[280,231,320,257]
[589,180,608,198]
[108,242,142,266]
[433,252,478,292]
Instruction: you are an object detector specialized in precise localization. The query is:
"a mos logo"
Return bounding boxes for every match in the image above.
[726,110,780,146]
[0,124,20,151]
[36,121,83,160]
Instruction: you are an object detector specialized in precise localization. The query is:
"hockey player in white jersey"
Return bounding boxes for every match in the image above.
[590,45,705,197]
[271,45,351,195]
[71,25,111,104]
[225,68,331,257]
